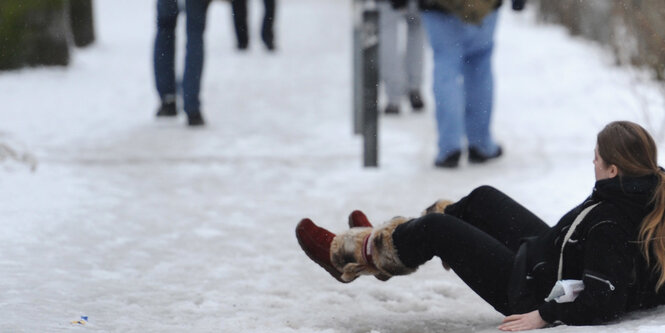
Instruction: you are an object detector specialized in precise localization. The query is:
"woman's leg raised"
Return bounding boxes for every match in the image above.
[444,185,549,252]
[393,213,515,315]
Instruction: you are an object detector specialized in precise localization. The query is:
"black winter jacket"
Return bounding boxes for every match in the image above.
[509,174,665,325]
[389,0,526,12]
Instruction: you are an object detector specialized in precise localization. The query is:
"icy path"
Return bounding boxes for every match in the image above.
[1,0,665,332]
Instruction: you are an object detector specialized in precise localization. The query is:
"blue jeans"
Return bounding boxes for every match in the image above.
[421,10,499,160]
[154,0,210,115]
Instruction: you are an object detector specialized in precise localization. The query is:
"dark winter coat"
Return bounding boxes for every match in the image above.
[509,174,665,325]
[389,0,526,12]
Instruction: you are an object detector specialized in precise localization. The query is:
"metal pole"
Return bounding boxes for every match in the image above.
[352,0,363,135]
[362,1,379,167]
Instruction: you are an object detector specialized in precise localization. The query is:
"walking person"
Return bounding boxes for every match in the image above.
[154,0,211,126]
[390,0,526,167]
[230,0,276,51]
[378,0,426,115]
[297,121,665,330]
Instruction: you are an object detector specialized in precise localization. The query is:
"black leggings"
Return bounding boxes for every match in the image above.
[392,186,550,315]
[231,0,276,46]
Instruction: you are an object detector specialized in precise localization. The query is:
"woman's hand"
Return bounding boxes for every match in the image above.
[498,310,548,331]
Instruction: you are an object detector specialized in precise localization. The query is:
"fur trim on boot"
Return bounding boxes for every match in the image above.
[421,199,454,216]
[330,216,416,282]
[346,210,393,281]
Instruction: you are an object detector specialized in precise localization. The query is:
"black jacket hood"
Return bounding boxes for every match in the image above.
[592,174,658,226]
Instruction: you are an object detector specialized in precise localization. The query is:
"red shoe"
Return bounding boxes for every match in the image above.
[347,210,373,228]
[295,218,353,283]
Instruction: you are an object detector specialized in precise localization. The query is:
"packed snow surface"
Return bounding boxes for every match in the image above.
[1,0,665,332]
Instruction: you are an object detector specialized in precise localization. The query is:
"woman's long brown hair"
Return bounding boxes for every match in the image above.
[597,121,665,290]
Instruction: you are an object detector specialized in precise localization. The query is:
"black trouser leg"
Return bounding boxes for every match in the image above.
[394,215,516,315]
[445,185,550,251]
[261,0,275,48]
[231,0,248,48]
[392,186,550,315]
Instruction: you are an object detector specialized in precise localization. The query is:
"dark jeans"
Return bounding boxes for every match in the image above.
[231,0,276,48]
[154,0,210,114]
[392,186,550,315]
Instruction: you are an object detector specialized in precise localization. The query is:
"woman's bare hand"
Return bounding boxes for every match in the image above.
[498,310,547,331]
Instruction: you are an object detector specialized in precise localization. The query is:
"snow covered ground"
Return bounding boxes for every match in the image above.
[1,0,665,331]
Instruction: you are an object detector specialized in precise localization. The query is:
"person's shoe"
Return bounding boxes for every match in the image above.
[330,215,416,282]
[348,210,373,228]
[409,90,424,111]
[296,211,380,283]
[296,218,349,283]
[264,40,276,52]
[384,104,400,115]
[262,30,275,51]
[296,215,416,283]
[434,150,462,168]
[187,111,205,127]
[156,100,177,117]
[236,36,249,51]
[469,146,503,163]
